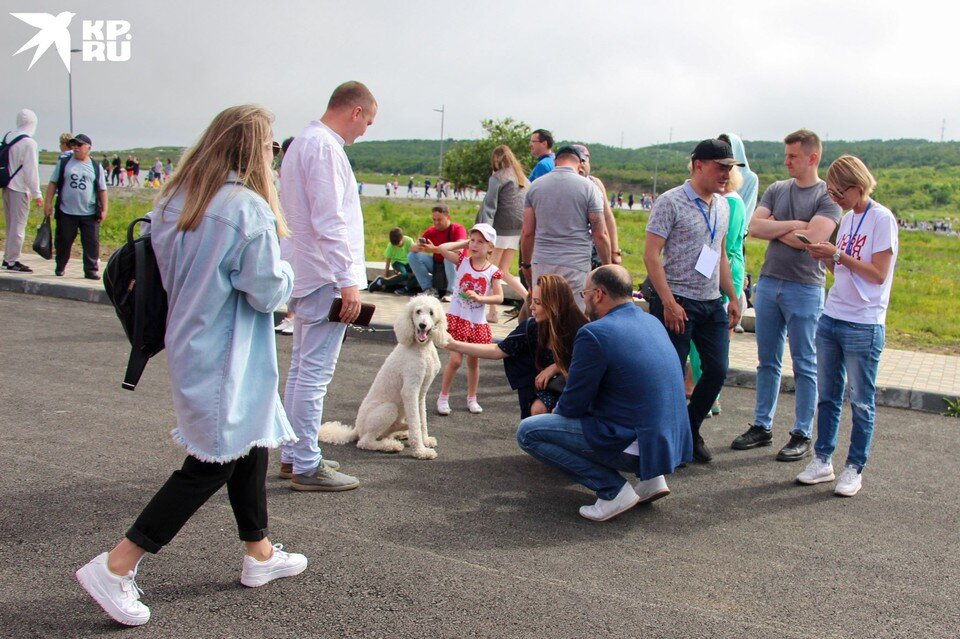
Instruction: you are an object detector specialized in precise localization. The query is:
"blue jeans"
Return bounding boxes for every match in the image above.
[407,251,456,294]
[814,315,885,471]
[753,276,824,437]
[516,413,639,500]
[649,295,728,435]
[281,284,348,475]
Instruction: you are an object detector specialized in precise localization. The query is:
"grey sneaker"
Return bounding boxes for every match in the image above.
[279,459,340,480]
[291,465,359,492]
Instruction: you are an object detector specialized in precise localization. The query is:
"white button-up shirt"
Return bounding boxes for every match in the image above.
[280,120,366,297]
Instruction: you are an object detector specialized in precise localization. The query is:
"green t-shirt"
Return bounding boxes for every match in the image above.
[384,236,413,265]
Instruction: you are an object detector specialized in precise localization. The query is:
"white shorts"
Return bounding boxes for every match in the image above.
[495,234,520,250]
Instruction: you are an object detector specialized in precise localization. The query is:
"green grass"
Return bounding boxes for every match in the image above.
[3,190,958,353]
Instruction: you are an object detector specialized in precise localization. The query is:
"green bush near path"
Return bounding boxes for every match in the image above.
[3,189,958,354]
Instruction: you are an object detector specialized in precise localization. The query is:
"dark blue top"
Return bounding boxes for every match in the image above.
[528,153,555,182]
[555,302,692,478]
[498,318,553,390]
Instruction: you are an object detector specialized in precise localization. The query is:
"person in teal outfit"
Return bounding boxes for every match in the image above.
[689,165,747,414]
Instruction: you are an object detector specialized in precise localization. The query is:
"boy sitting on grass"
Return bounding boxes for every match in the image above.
[369,227,417,293]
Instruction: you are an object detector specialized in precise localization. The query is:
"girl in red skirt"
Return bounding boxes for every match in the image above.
[434,223,504,415]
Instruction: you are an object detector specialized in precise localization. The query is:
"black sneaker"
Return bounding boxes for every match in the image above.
[692,435,713,463]
[776,433,812,462]
[731,425,773,450]
[84,272,100,281]
[2,261,33,273]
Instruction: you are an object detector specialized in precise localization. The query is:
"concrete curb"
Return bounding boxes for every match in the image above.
[2,273,956,415]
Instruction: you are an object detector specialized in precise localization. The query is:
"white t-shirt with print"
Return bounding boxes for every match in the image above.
[822,201,898,325]
[447,251,503,325]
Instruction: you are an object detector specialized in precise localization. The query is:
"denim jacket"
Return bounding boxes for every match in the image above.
[149,178,296,462]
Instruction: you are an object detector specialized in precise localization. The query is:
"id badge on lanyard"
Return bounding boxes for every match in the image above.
[694,198,719,278]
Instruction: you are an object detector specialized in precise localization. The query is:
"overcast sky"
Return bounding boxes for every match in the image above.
[3,0,957,151]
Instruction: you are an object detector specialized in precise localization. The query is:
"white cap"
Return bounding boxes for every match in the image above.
[469,222,497,245]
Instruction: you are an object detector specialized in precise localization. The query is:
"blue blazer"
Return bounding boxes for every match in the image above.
[555,303,693,478]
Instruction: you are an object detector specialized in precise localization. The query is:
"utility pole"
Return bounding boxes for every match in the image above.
[433,105,445,177]
[68,48,81,132]
[620,131,624,149]
[941,119,946,142]
[652,140,660,198]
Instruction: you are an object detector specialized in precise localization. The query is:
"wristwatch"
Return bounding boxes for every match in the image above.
[832,250,842,264]
[519,262,532,269]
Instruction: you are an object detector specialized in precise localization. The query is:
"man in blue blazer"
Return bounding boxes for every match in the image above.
[516,265,692,521]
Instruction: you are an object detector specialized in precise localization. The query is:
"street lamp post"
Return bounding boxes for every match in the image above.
[68,48,81,132]
[433,105,445,179]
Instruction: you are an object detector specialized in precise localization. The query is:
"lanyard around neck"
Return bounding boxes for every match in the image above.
[693,197,717,244]
[844,200,872,256]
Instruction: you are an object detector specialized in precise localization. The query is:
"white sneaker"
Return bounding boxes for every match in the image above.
[633,475,670,504]
[796,457,835,485]
[436,395,451,416]
[441,293,453,303]
[76,552,151,626]
[834,465,863,497]
[240,544,308,587]
[274,317,294,335]
[467,398,483,414]
[578,482,641,522]
[733,324,745,334]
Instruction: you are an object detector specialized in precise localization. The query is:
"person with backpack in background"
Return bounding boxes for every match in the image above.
[43,134,108,280]
[1,108,43,272]
[75,104,307,627]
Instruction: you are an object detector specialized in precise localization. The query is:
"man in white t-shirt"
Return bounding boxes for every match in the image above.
[279,81,377,492]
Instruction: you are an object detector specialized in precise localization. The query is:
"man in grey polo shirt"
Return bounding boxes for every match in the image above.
[520,145,611,309]
[732,129,842,461]
[644,139,742,463]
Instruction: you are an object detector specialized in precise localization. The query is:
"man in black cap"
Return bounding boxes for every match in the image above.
[520,145,611,310]
[43,133,108,279]
[643,139,742,463]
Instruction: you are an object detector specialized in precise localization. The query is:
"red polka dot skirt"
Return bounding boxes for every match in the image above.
[446,313,492,344]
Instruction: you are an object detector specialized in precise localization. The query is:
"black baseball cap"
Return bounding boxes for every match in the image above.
[555,145,584,162]
[691,139,744,166]
[68,133,92,147]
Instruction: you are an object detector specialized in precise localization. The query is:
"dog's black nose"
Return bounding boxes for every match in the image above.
[418,323,427,331]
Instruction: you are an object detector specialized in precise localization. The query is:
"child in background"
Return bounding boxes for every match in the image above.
[434,223,504,415]
[369,227,415,293]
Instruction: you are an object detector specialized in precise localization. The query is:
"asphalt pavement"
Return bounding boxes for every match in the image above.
[0,292,957,638]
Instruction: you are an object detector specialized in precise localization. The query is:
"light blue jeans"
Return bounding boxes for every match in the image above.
[407,251,456,294]
[753,276,824,438]
[281,284,347,475]
[814,315,885,471]
[516,413,639,500]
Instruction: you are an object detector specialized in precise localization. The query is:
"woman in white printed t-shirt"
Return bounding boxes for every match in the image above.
[795,155,898,498]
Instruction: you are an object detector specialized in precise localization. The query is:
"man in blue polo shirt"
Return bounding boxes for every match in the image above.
[528,129,555,181]
[643,139,742,464]
[516,265,692,522]
[44,133,108,279]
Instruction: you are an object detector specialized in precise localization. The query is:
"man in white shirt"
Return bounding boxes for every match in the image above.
[279,81,377,492]
[1,109,44,272]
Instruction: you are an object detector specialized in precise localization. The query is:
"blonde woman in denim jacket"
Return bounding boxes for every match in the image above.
[76,105,308,627]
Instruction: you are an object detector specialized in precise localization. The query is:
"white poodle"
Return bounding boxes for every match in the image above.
[318,295,448,459]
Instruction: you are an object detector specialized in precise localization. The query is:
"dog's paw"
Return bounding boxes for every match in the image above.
[394,430,409,441]
[424,436,438,448]
[410,447,438,460]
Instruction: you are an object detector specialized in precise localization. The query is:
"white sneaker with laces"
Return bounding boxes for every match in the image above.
[633,475,670,504]
[240,544,308,587]
[274,317,294,335]
[733,324,745,334]
[467,398,483,414]
[834,465,862,497]
[796,457,835,485]
[76,552,151,626]
[441,293,453,303]
[579,482,642,522]
[436,395,451,416]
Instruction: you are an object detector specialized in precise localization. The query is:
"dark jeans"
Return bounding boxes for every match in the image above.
[126,447,269,554]
[650,294,729,436]
[54,212,100,275]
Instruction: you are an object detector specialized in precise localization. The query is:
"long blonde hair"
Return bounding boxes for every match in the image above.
[491,145,530,188]
[157,104,288,236]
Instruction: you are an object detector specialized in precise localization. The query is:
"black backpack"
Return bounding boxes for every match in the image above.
[0,133,28,188]
[103,217,168,391]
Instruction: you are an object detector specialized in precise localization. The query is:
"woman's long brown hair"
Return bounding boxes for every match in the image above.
[534,274,588,376]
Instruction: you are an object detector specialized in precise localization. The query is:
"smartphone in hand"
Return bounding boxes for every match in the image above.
[418,237,428,245]
[794,232,812,244]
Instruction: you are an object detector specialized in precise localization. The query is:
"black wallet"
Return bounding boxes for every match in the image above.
[327,298,376,326]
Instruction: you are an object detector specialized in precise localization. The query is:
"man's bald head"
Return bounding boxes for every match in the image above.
[589,265,634,301]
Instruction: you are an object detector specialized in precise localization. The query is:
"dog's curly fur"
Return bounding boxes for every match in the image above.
[318,295,448,459]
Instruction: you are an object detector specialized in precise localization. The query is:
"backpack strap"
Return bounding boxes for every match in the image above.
[122,235,151,391]
[2,133,29,182]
